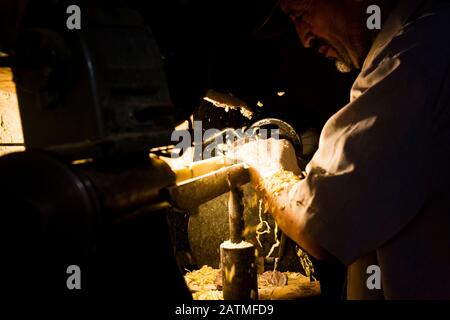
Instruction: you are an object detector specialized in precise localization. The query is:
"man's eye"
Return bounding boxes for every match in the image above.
[290,13,304,22]
[292,10,307,22]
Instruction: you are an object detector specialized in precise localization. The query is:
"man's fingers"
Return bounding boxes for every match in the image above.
[228,138,300,175]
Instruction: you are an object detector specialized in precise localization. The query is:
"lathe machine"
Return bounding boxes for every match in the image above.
[0,0,332,301]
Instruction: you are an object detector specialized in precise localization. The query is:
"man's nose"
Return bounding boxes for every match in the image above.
[294,20,315,48]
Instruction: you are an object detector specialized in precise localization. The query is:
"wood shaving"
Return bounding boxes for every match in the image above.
[262,169,303,196]
[184,265,220,293]
[184,266,317,300]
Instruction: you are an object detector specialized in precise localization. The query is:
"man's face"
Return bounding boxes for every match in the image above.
[279,0,372,72]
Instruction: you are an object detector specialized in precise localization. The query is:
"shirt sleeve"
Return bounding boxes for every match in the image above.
[290,51,432,266]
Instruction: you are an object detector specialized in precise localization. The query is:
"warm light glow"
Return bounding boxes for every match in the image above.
[204,90,254,120]
[0,68,24,156]
[72,158,94,165]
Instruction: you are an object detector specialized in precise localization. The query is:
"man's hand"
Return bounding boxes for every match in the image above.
[229,138,302,180]
[229,138,329,261]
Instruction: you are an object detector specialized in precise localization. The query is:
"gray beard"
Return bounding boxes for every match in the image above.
[336,60,352,73]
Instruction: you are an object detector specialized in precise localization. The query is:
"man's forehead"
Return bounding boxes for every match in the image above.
[279,0,313,15]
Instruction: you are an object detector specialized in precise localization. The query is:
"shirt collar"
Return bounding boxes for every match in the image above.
[362,0,427,70]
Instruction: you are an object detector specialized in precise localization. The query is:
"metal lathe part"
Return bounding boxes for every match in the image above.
[203,89,254,120]
[170,156,233,183]
[220,241,258,300]
[167,163,250,210]
[220,176,258,300]
[228,183,244,244]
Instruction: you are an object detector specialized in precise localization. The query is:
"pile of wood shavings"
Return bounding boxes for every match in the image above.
[261,169,304,196]
[258,271,320,300]
[184,266,316,300]
[184,265,220,293]
[184,266,223,300]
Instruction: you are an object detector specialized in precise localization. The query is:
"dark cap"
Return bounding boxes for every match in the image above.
[252,1,294,39]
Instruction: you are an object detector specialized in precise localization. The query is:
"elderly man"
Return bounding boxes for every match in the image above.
[235,0,450,299]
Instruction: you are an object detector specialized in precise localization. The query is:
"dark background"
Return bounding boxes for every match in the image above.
[0,0,357,130]
[140,0,358,131]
